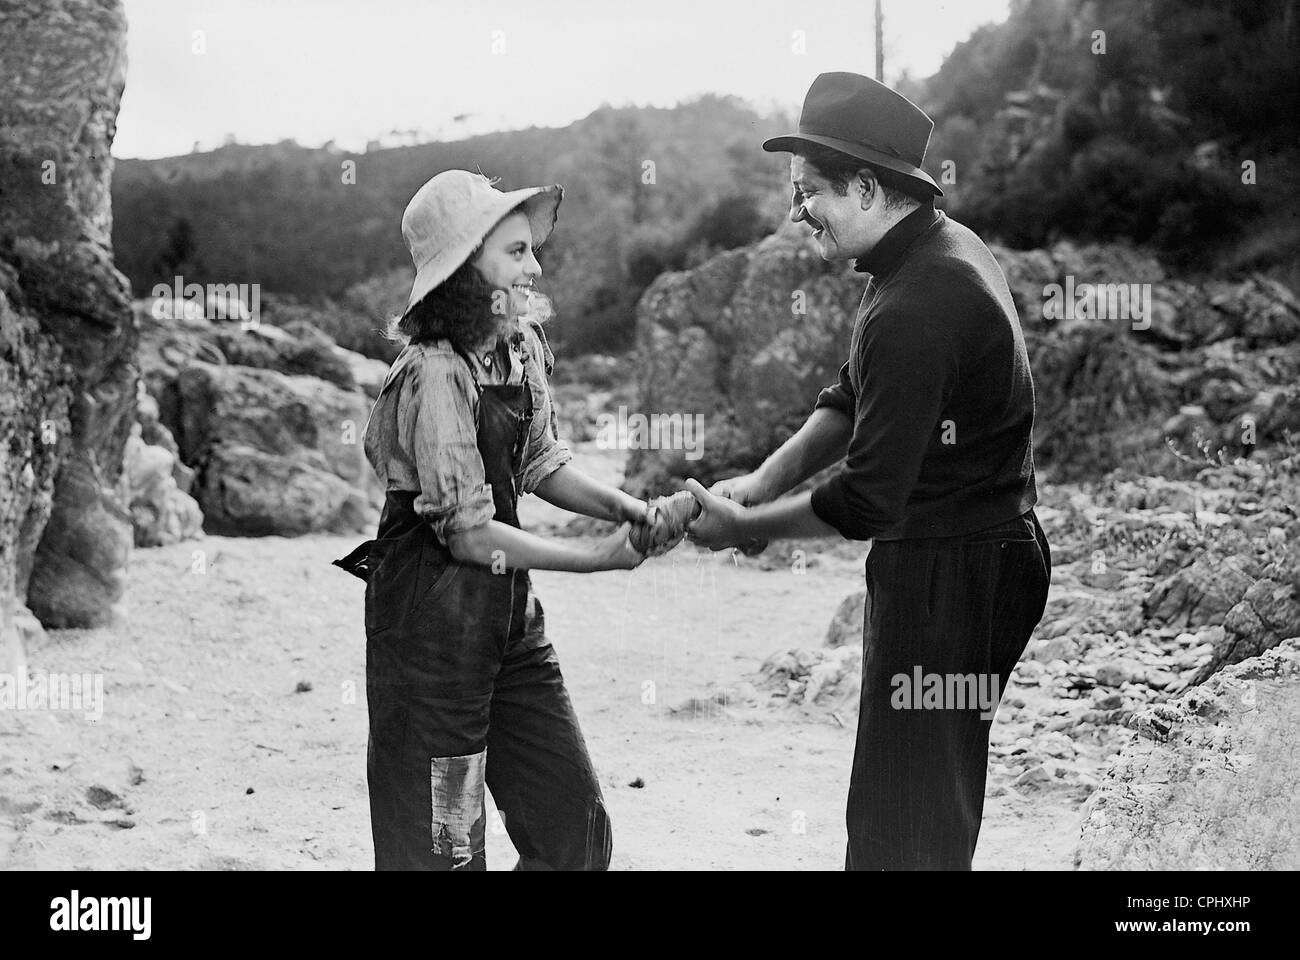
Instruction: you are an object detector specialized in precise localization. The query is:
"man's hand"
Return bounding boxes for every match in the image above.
[709,471,773,507]
[683,479,748,551]
[707,473,772,555]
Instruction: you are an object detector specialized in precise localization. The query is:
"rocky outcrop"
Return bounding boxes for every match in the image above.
[1,0,136,645]
[1189,562,1300,685]
[1075,638,1300,870]
[629,229,1300,490]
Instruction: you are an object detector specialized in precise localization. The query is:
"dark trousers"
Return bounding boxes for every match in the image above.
[367,589,612,871]
[846,509,1051,870]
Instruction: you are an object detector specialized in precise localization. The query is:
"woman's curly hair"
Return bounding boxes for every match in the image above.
[383,247,513,352]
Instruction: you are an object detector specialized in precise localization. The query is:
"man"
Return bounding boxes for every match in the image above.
[685,72,1052,870]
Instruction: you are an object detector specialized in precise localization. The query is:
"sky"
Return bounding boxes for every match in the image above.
[114,0,1010,159]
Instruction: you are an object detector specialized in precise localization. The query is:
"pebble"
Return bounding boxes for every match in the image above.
[1094,662,1128,687]
[1014,765,1052,788]
[1038,732,1078,759]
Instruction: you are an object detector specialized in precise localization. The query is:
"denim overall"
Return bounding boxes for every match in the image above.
[335,342,612,871]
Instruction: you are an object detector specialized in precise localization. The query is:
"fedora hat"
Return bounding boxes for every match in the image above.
[400,169,563,316]
[763,72,943,197]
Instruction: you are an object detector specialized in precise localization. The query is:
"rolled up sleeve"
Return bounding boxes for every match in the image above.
[813,360,855,416]
[518,321,573,495]
[399,352,496,541]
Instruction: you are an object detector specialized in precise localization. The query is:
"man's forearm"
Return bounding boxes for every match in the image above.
[756,407,853,498]
[737,490,840,541]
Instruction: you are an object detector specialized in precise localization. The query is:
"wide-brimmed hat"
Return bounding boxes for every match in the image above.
[763,72,943,197]
[400,169,563,316]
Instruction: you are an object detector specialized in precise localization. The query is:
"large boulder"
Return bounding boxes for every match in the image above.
[0,0,136,643]
[1076,638,1300,870]
[626,221,861,493]
[175,362,381,535]
[197,443,373,536]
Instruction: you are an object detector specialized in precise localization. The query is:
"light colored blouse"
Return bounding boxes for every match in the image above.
[362,318,572,542]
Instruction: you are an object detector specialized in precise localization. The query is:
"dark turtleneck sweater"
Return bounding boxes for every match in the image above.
[808,201,1038,541]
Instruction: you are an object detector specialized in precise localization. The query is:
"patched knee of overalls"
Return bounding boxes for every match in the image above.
[430,749,487,869]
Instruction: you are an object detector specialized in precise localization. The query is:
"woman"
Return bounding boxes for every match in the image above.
[335,169,677,870]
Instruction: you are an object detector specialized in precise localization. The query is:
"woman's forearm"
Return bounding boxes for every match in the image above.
[534,463,644,522]
[447,520,603,573]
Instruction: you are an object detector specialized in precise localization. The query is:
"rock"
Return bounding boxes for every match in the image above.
[824,589,868,648]
[334,346,391,400]
[25,450,131,628]
[1,0,136,634]
[1077,638,1300,869]
[1190,571,1300,684]
[12,602,47,651]
[215,319,356,392]
[198,443,374,536]
[123,431,204,547]
[626,228,858,492]
[1143,552,1255,628]
[755,645,862,712]
[1013,765,1052,790]
[1092,661,1129,688]
[1037,731,1078,760]
[175,362,381,535]
[85,785,125,810]
[1036,585,1144,643]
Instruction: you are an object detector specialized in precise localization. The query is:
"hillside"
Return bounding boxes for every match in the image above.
[111,96,793,353]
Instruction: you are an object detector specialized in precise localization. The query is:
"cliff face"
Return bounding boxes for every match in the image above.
[0,0,137,658]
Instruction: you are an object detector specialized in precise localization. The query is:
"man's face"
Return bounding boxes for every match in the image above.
[788,155,883,262]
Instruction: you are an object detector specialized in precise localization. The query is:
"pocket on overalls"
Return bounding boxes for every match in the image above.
[410,535,462,614]
[364,530,423,635]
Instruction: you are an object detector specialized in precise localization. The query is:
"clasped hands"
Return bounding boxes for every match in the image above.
[624,473,770,557]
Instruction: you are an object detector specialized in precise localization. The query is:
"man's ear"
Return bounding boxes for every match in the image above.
[856,169,877,210]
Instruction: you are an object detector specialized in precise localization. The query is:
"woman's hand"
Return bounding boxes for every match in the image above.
[587,522,645,571]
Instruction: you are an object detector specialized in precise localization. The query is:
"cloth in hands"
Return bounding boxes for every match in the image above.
[629,491,698,556]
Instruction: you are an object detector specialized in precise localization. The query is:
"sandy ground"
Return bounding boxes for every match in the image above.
[0,447,1087,871]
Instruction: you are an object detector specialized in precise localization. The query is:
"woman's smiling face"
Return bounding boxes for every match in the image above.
[473,210,541,318]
